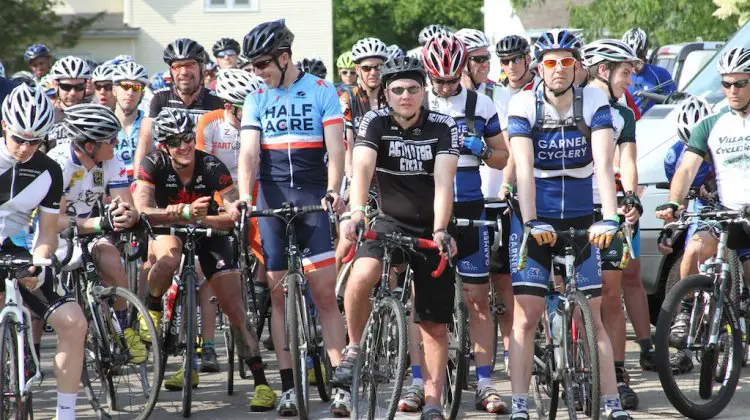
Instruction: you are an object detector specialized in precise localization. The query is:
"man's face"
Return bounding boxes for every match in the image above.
[56,78,87,108]
[356,58,384,89]
[722,72,750,111]
[90,139,116,162]
[499,53,529,84]
[538,51,576,92]
[216,50,239,69]
[605,62,635,99]
[385,79,423,116]
[251,53,285,88]
[169,59,202,94]
[203,70,217,86]
[29,57,52,79]
[114,80,145,113]
[3,123,42,162]
[165,133,196,167]
[431,75,461,98]
[94,80,116,108]
[339,68,357,86]
[466,47,491,84]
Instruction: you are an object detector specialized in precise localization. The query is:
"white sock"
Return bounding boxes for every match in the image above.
[56,392,77,420]
[411,378,424,388]
[477,377,493,390]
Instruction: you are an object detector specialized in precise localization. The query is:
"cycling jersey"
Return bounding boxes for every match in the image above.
[507,86,613,219]
[240,72,344,188]
[622,90,641,121]
[355,107,460,228]
[592,100,636,205]
[335,82,355,96]
[664,141,714,188]
[0,78,18,127]
[115,110,144,179]
[196,109,240,181]
[148,86,224,126]
[0,141,63,245]
[687,108,750,211]
[475,80,496,99]
[427,86,502,202]
[628,63,676,114]
[339,85,384,136]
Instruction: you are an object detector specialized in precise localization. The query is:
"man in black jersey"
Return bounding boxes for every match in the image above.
[333,56,460,420]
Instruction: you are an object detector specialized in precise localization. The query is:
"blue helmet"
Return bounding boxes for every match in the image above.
[24,44,51,62]
[533,29,583,61]
[149,71,169,91]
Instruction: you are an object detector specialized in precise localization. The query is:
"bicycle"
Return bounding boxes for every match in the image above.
[655,208,747,419]
[65,224,162,420]
[238,200,337,419]
[343,227,448,420]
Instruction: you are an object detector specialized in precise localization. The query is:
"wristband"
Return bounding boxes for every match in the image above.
[669,201,681,208]
[501,182,514,193]
[182,204,192,220]
[606,215,621,223]
[351,205,367,215]
[93,218,102,233]
[433,228,447,235]
[244,194,253,202]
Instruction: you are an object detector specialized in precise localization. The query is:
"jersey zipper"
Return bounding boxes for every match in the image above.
[560,125,566,219]
[285,91,294,188]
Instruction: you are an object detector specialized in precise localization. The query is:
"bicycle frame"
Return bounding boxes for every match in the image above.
[0,275,41,395]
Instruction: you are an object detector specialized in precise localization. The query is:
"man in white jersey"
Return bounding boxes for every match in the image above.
[455,28,496,97]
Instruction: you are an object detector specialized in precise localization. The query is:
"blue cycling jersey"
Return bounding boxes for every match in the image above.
[114,110,144,180]
[664,141,714,187]
[628,63,676,114]
[240,73,344,188]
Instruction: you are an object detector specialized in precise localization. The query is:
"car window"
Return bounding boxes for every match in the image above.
[655,55,677,75]
[678,50,720,90]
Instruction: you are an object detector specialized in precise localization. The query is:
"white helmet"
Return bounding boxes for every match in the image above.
[1,84,55,139]
[113,62,149,85]
[50,56,91,80]
[39,75,56,97]
[215,69,264,104]
[91,63,116,82]
[717,47,750,75]
[418,24,452,47]
[351,37,388,63]
[581,39,641,68]
[454,28,490,52]
[0,62,4,78]
[676,96,712,143]
[621,27,649,58]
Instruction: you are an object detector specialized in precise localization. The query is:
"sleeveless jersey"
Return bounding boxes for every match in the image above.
[114,110,144,179]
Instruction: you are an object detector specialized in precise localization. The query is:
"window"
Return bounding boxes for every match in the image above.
[204,0,257,11]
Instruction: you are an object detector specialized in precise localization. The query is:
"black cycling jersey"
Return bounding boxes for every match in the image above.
[354,107,460,228]
[148,86,224,126]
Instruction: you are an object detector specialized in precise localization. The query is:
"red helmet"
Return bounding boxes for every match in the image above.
[422,34,467,79]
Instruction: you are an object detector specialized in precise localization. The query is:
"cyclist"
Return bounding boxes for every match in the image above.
[335,51,357,93]
[1,84,87,420]
[337,55,459,420]
[455,28,495,97]
[236,19,349,416]
[91,63,117,109]
[506,29,630,420]
[113,61,149,182]
[204,60,219,89]
[213,37,241,70]
[297,57,328,79]
[46,56,92,150]
[400,33,509,415]
[621,27,676,114]
[24,44,53,81]
[386,44,405,61]
[133,107,277,410]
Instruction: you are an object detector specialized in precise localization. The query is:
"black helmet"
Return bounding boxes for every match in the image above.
[152,108,195,143]
[212,37,241,57]
[380,56,425,87]
[296,58,327,79]
[163,38,206,65]
[495,35,529,58]
[242,19,295,60]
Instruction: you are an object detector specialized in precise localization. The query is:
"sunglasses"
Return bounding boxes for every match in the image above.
[170,61,199,71]
[217,50,238,58]
[389,86,421,96]
[94,82,113,92]
[500,55,525,66]
[721,79,750,89]
[470,55,491,64]
[251,57,274,70]
[340,69,356,76]
[542,57,577,69]
[58,82,86,92]
[359,65,381,73]
[116,82,144,92]
[164,133,195,148]
[431,77,461,85]
[10,134,43,146]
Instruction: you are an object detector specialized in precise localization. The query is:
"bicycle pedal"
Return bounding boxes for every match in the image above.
[209,296,218,304]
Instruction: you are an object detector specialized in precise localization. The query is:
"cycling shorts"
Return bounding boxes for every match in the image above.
[453,200,489,284]
[257,183,335,272]
[486,206,511,275]
[214,181,264,265]
[592,209,640,271]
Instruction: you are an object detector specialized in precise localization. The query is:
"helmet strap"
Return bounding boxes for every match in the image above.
[388,106,418,125]
[273,53,289,88]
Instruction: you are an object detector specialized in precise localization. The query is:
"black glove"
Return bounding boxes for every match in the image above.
[623,191,643,215]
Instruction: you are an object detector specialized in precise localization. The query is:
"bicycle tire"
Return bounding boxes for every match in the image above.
[0,317,21,419]
[572,290,600,420]
[311,314,333,402]
[224,318,235,395]
[286,273,309,419]
[443,277,468,420]
[655,274,743,420]
[181,271,198,418]
[489,281,500,371]
[532,320,559,420]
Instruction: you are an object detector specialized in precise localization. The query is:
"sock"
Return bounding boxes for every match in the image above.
[115,309,129,331]
[148,295,163,312]
[476,365,493,390]
[602,394,622,415]
[636,338,654,354]
[56,392,77,420]
[203,340,215,350]
[423,403,441,413]
[615,361,626,383]
[511,393,529,413]
[411,365,424,388]
[33,343,41,361]
[280,368,294,392]
[246,356,269,388]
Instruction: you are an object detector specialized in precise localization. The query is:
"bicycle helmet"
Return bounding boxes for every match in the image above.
[39,75,56,98]
[717,47,750,75]
[622,28,649,59]
[385,45,405,61]
[152,108,195,142]
[204,61,219,72]
[676,96,712,144]
[581,39,641,68]
[163,38,206,65]
[351,37,388,63]
[49,56,91,80]
[213,37,241,57]
[455,28,490,52]
[149,71,169,91]
[242,19,295,60]
[418,24,452,47]
[215,69,264,104]
[336,52,354,69]
[91,63,117,82]
[24,44,51,63]
[1,84,55,139]
[380,56,426,87]
[422,34,467,79]
[113,62,149,85]
[0,62,4,78]
[111,55,134,65]
[533,29,583,61]
[10,71,35,88]
[64,104,121,144]
[296,58,327,79]
[495,35,530,58]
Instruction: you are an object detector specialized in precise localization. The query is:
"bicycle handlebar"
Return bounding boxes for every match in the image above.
[635,90,668,104]
[342,230,448,277]
[149,225,232,238]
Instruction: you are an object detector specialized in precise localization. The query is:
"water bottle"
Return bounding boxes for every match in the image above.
[163,279,179,322]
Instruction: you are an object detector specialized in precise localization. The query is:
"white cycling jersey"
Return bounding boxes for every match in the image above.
[196,109,240,182]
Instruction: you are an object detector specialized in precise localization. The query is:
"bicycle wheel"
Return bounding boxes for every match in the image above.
[442,277,468,420]
[180,271,198,418]
[560,291,600,420]
[532,321,559,420]
[224,315,235,395]
[286,273,309,419]
[488,281,500,371]
[311,314,333,402]
[655,274,742,420]
[351,296,408,420]
[0,317,23,419]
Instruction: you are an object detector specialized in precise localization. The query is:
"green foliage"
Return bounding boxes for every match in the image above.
[713,0,750,26]
[0,0,102,74]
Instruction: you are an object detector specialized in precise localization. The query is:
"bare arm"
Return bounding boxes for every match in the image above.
[592,128,617,219]
[133,182,183,225]
[55,197,104,234]
[618,142,638,193]
[511,136,536,221]
[348,147,377,210]
[667,151,704,204]
[324,122,345,194]
[133,117,153,177]
[501,129,516,189]
[238,129,261,200]
[433,154,459,230]
[483,132,510,170]
[34,209,59,260]
[345,128,355,180]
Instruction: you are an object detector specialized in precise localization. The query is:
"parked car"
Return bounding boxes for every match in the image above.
[652,41,724,91]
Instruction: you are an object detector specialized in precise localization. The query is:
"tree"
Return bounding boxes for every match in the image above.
[714,0,750,26]
[0,0,102,74]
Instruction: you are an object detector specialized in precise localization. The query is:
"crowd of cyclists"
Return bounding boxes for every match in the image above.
[0,16,748,420]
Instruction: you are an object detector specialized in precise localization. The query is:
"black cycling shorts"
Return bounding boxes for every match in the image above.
[486,206,511,275]
[172,234,238,281]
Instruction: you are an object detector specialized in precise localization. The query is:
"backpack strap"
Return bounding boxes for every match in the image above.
[572,87,591,141]
[465,88,478,134]
[533,87,545,132]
